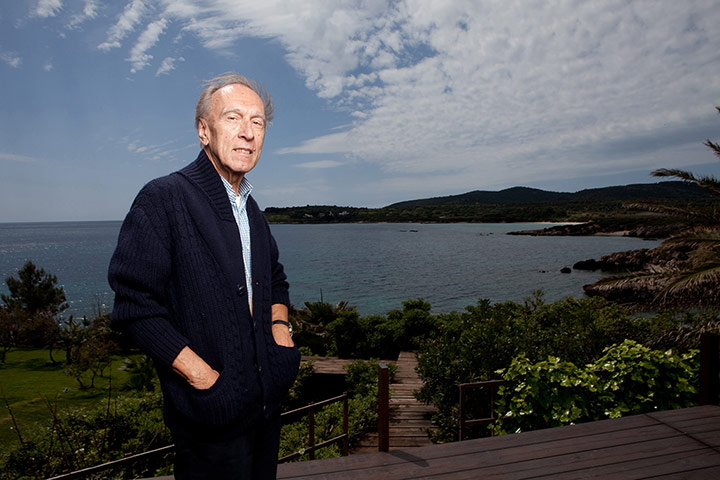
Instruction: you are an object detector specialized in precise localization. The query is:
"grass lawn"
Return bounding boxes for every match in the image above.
[0,348,138,451]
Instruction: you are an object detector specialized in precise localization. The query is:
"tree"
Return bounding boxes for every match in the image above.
[1,261,68,359]
[2,261,68,317]
[63,314,117,389]
[0,306,22,362]
[290,299,354,355]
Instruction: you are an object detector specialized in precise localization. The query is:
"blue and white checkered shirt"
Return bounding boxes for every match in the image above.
[221,175,253,309]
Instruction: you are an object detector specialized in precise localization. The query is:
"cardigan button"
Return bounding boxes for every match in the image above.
[237,285,246,296]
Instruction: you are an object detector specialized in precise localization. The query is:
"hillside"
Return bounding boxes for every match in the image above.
[263,181,715,226]
[386,181,711,208]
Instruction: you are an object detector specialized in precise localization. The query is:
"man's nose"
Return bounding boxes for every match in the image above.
[238,119,254,139]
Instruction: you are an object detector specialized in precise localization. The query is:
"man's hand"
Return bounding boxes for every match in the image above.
[172,346,220,390]
[271,303,294,347]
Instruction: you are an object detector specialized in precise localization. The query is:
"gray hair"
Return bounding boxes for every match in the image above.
[194,73,274,128]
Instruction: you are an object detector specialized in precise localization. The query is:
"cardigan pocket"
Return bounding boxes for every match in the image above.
[271,342,301,394]
[171,368,256,428]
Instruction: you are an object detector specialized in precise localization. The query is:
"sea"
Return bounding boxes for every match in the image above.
[0,221,661,318]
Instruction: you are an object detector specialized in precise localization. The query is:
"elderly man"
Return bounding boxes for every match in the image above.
[109,73,300,479]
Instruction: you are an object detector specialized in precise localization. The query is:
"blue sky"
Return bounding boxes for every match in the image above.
[1,0,720,222]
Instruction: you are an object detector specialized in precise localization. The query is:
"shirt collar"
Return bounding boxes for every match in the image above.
[220,175,253,204]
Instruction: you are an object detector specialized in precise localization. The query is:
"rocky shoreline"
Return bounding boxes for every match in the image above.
[508,222,691,239]
[511,221,708,305]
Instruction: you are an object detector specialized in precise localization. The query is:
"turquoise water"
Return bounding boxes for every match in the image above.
[0,221,659,317]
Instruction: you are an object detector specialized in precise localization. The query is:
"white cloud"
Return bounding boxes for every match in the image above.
[295,160,344,169]
[156,56,184,76]
[104,1,720,192]
[127,18,168,72]
[247,0,720,187]
[35,0,63,18]
[125,138,195,162]
[66,0,98,29]
[0,152,38,163]
[98,0,149,51]
[43,62,53,71]
[277,131,350,155]
[1,52,22,68]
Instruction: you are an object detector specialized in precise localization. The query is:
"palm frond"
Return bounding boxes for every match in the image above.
[651,168,698,181]
[589,269,665,289]
[705,139,720,159]
[664,229,720,247]
[624,201,716,222]
[651,168,720,196]
[665,263,720,295]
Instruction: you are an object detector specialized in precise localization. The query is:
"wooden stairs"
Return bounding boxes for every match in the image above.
[352,352,436,453]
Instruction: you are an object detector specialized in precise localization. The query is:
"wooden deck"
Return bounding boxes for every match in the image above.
[277,405,720,479]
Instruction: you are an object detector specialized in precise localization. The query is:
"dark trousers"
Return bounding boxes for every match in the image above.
[171,413,282,480]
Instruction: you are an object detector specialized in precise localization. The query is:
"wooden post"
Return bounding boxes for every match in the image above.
[308,407,316,460]
[699,332,720,406]
[342,392,349,456]
[459,384,467,441]
[378,363,390,452]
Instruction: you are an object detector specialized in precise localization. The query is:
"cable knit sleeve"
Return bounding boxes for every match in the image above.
[269,231,290,307]
[108,182,189,369]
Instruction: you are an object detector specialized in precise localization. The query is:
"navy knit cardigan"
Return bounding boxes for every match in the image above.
[108,151,300,432]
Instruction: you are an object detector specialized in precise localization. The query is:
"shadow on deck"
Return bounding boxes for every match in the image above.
[277,405,720,479]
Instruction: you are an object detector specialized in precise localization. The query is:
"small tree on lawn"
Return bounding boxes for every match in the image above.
[63,314,116,389]
[1,261,68,361]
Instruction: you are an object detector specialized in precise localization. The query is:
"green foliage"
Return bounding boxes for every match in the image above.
[1,261,69,363]
[290,300,354,356]
[2,391,172,480]
[279,360,386,461]
[492,355,602,435]
[62,315,117,389]
[0,348,146,452]
[300,298,439,359]
[119,355,158,392]
[1,261,68,318]
[284,360,316,411]
[414,294,704,441]
[593,340,698,418]
[492,340,699,435]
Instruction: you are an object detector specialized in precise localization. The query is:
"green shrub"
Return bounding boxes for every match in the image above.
[593,339,698,418]
[2,392,171,480]
[415,294,706,441]
[492,340,699,435]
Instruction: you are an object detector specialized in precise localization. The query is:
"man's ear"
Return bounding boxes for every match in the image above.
[198,118,209,146]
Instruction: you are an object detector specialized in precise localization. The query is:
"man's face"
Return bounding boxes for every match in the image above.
[198,83,266,185]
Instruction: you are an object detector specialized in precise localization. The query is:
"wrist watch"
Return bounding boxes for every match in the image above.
[272,320,293,337]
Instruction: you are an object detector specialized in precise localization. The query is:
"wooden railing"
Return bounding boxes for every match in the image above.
[46,445,175,480]
[458,379,506,440]
[47,393,349,480]
[278,393,349,462]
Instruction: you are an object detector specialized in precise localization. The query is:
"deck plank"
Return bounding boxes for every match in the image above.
[277,406,720,479]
